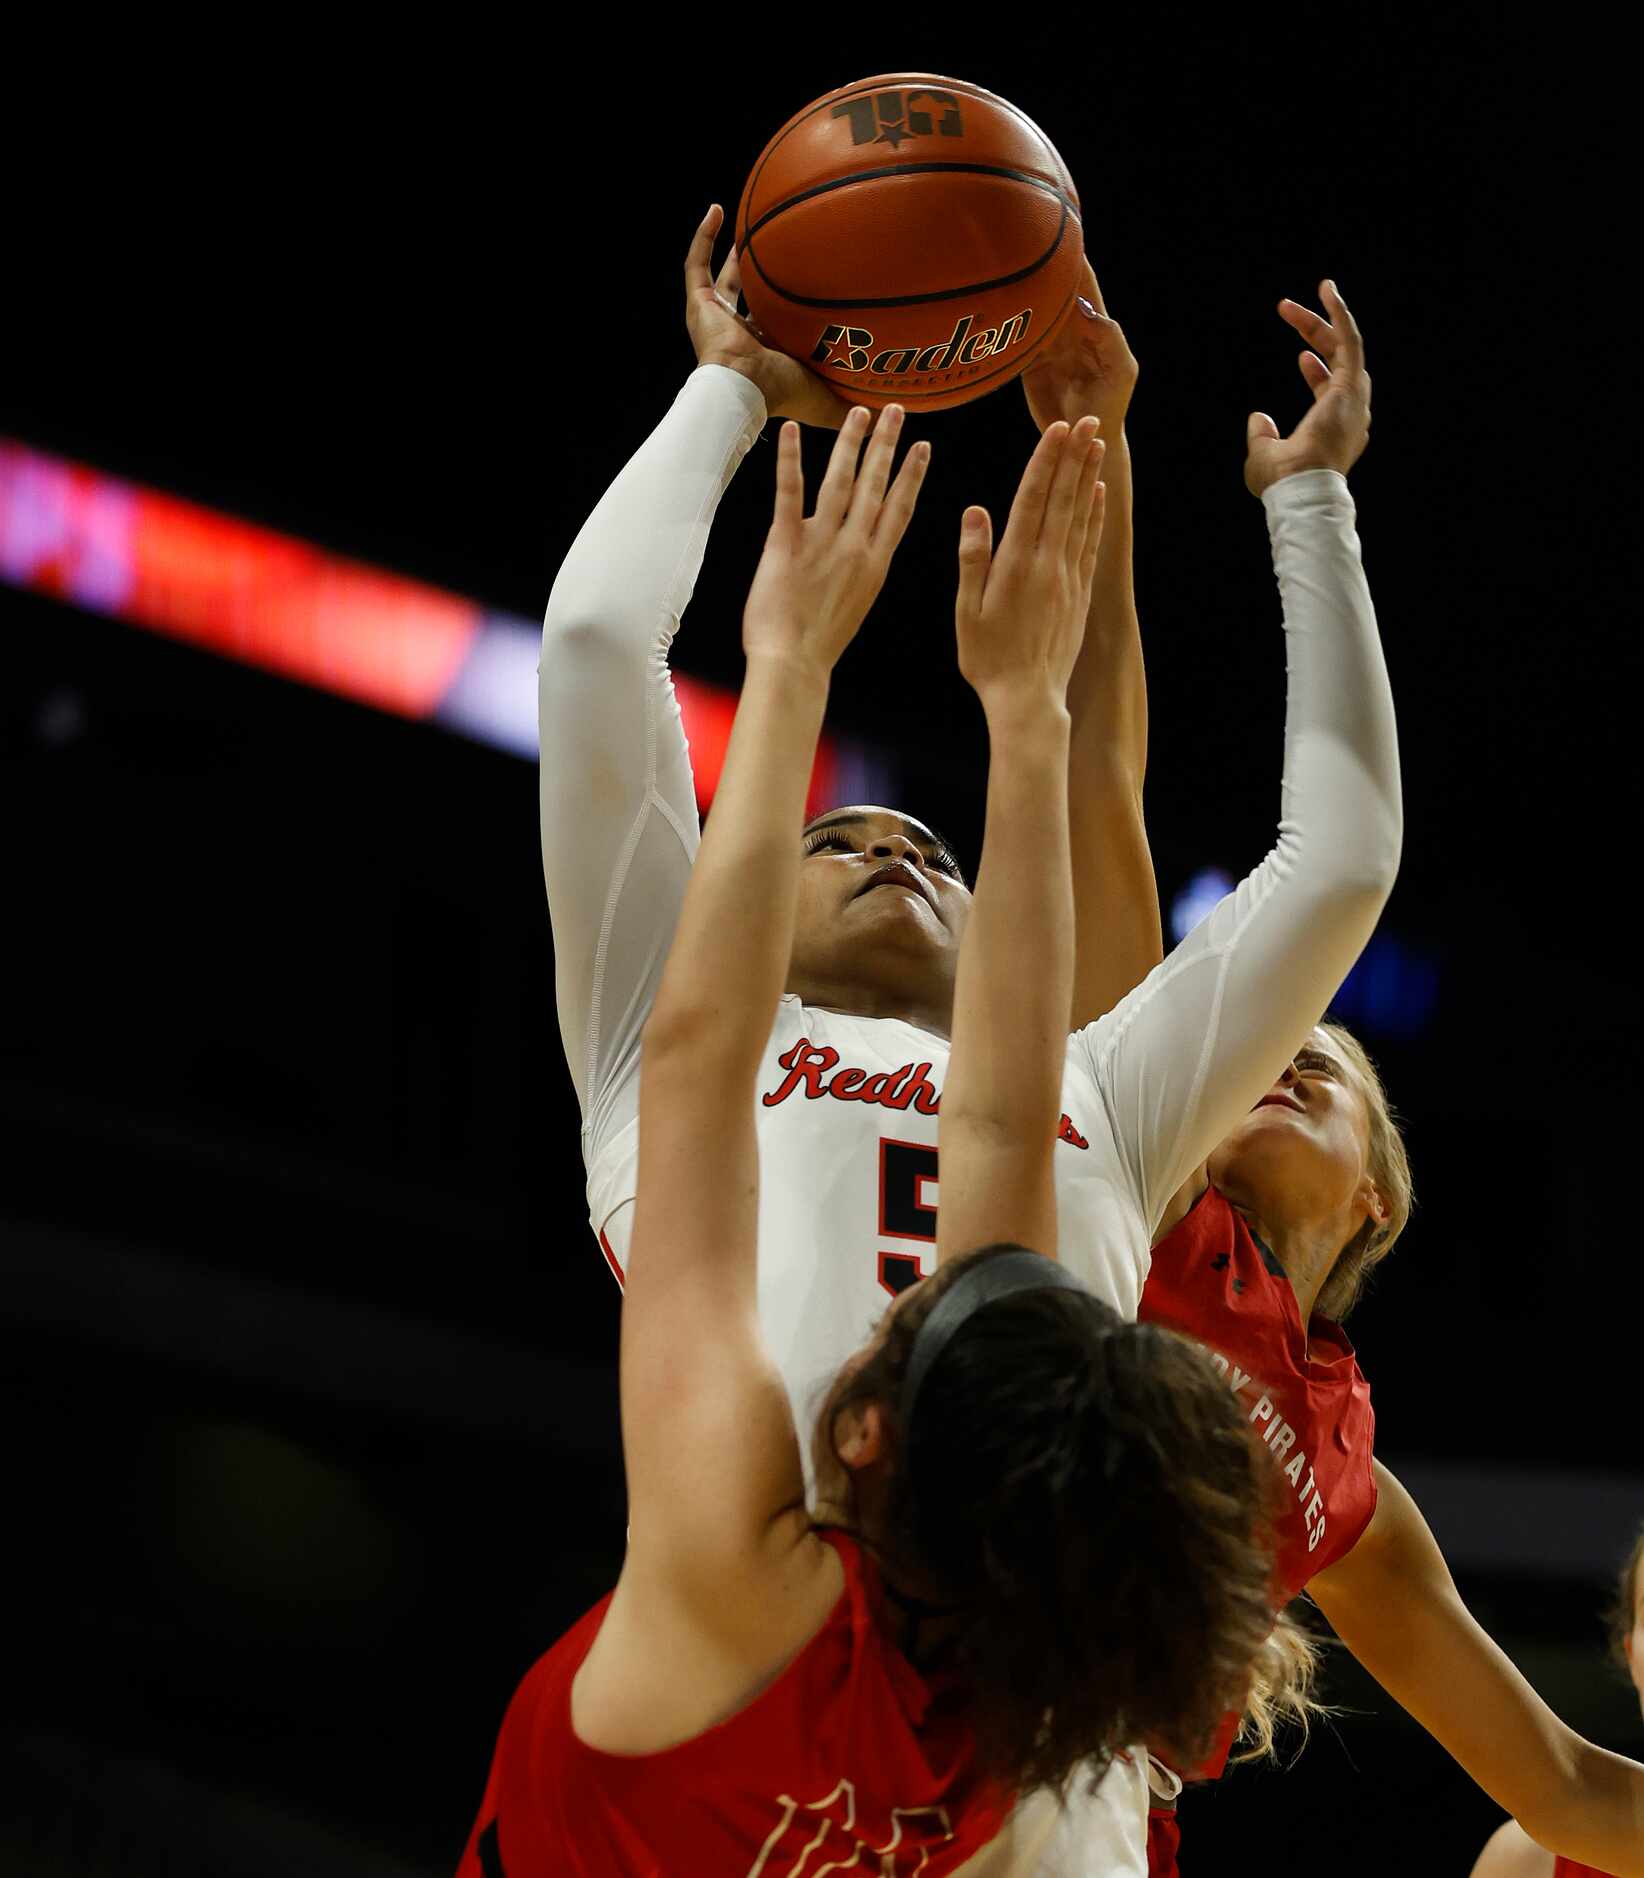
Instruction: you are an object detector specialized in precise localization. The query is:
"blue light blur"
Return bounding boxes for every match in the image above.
[1171,865,1439,1038]
[1169,865,1236,944]
[1329,933,1440,1038]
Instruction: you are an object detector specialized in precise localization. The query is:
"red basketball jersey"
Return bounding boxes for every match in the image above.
[1554,1858,1617,1877]
[1139,1186,1379,1798]
[1141,1186,1378,1603]
[455,1528,1010,1877]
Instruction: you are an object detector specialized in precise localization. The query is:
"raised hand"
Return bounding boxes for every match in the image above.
[954,417,1106,709]
[1019,258,1138,440]
[1245,280,1372,497]
[685,205,852,431]
[742,405,930,678]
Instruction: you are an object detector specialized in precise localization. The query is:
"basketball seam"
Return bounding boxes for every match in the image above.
[744,179,1073,310]
[744,158,1072,242]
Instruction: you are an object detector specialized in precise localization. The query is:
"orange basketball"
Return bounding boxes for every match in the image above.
[736,74,1083,413]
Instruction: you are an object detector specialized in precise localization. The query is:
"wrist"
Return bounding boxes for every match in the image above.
[1090,445,1134,570]
[1254,460,1349,499]
[977,682,1072,738]
[742,644,834,697]
[699,352,773,412]
[1257,462,1352,506]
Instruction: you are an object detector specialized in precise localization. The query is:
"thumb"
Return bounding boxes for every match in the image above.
[955,506,993,617]
[1246,411,1280,449]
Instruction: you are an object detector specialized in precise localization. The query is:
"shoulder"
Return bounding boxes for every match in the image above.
[1312,1461,1448,1610]
[1469,1818,1555,1878]
[572,1516,846,1755]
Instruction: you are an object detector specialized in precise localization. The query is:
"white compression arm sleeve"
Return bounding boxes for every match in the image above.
[1073,467,1403,1232]
[539,364,767,1146]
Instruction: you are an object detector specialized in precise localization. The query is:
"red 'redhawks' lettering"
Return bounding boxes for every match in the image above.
[762,1039,940,1115]
[762,1039,1090,1145]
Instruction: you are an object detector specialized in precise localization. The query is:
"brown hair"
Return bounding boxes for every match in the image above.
[815,1245,1280,1799]
[1314,1022,1415,1322]
[1606,1523,1644,1672]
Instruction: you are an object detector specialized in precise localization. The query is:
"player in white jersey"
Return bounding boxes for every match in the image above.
[539,209,1400,1874]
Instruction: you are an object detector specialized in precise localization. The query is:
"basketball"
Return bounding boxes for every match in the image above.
[736,74,1084,413]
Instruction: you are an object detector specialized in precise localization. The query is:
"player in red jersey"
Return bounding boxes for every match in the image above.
[460,394,1279,1874]
[1469,1524,1644,1878]
[1131,1025,1644,1875]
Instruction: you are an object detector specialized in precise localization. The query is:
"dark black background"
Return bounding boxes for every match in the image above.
[3,15,1636,1875]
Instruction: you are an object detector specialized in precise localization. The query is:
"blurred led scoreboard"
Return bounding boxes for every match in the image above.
[0,437,893,814]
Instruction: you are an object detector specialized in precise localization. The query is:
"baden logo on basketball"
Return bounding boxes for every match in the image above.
[810,310,1033,382]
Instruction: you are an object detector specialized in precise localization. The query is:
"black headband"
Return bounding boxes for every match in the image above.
[898,1251,1089,1437]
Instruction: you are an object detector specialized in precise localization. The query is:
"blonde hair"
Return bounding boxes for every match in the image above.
[1314,1022,1414,1323]
[1230,1604,1334,1765]
[1230,1020,1410,1756]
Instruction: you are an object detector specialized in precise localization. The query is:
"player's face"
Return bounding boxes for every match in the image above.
[787,806,971,1013]
[1207,1030,1379,1234]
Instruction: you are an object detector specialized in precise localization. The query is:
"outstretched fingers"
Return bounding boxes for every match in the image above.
[1043,414,1101,555]
[1002,421,1069,550]
[1077,450,1107,590]
[813,405,872,529]
[1297,349,1332,400]
[872,436,932,557]
[685,204,724,299]
[714,239,743,315]
[1279,280,1366,376]
[771,421,804,530]
[846,404,905,528]
[1072,434,1107,583]
[955,505,994,619]
[1320,279,1364,367]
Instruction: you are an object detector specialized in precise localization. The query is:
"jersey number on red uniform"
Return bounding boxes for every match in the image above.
[749,1780,953,1877]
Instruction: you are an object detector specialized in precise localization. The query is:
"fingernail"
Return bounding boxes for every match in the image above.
[1078,297,1099,319]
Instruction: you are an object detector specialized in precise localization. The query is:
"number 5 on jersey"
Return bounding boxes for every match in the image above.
[878,1137,938,1297]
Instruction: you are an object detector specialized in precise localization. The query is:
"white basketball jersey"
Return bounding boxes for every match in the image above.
[589,993,1147,1460]
[545,368,1398,1878]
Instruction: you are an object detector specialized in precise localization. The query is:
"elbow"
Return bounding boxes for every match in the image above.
[1513,1733,1613,1860]
[640,1002,761,1084]
[539,605,661,705]
[1341,821,1402,903]
[640,1002,713,1065]
[1308,797,1403,910]
[541,518,674,661]
[541,605,620,661]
